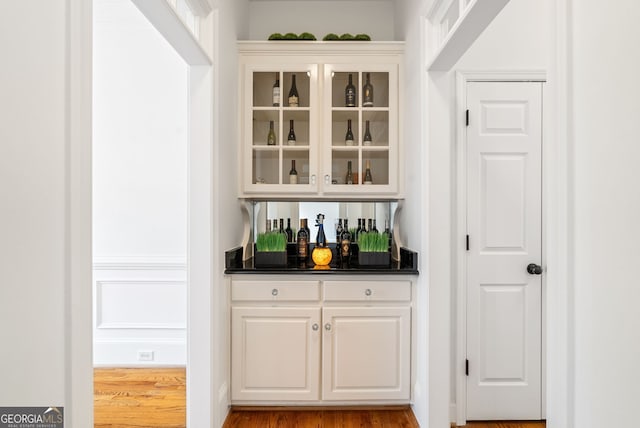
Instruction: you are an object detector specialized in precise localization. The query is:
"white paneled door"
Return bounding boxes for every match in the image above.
[466,81,543,420]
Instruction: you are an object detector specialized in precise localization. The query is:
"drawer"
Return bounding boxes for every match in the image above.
[323,280,411,302]
[231,280,321,302]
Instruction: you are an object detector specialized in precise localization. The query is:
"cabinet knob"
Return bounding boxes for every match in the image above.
[271,288,278,296]
[312,323,319,331]
[310,174,316,185]
[324,174,330,184]
[324,323,332,331]
[365,288,372,296]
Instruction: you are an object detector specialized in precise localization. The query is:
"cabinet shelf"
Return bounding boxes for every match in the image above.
[240,44,402,198]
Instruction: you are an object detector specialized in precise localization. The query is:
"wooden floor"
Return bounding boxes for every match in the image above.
[94,367,186,428]
[223,407,420,427]
[94,368,545,428]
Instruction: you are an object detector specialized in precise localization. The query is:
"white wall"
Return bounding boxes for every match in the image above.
[0,0,92,424]
[393,0,430,426]
[211,0,250,425]
[569,1,640,426]
[248,0,395,41]
[93,0,188,366]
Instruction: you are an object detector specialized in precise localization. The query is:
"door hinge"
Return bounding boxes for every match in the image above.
[465,359,469,376]
[465,109,469,126]
[466,235,470,251]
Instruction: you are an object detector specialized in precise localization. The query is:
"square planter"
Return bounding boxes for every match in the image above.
[254,251,287,268]
[358,251,391,267]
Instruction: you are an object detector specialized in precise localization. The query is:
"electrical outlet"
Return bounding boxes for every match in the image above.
[137,350,154,361]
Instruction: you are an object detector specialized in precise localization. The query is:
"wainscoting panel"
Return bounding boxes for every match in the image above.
[93,256,187,366]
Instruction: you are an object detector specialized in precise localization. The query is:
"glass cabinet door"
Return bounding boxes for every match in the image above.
[243,64,319,194]
[322,64,398,196]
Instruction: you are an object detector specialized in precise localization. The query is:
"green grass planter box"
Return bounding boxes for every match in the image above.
[254,250,287,268]
[357,232,391,267]
[358,251,391,267]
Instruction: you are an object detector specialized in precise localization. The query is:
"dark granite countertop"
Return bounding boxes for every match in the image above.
[225,245,418,275]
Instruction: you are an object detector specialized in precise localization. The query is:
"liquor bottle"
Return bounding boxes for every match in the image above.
[363,120,372,146]
[287,119,296,146]
[372,219,379,233]
[362,72,374,107]
[273,219,278,231]
[289,159,298,184]
[297,220,308,261]
[340,219,352,259]
[336,218,343,243]
[315,214,327,247]
[345,119,354,146]
[384,219,390,235]
[285,218,294,243]
[288,74,299,107]
[364,160,373,184]
[266,219,271,232]
[279,218,284,234]
[345,73,356,107]
[272,73,280,106]
[267,120,276,145]
[345,160,354,184]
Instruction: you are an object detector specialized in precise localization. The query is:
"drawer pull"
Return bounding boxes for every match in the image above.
[325,323,332,331]
[271,288,278,296]
[365,288,372,296]
[312,323,319,331]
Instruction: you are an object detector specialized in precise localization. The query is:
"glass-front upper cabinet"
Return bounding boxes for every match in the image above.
[242,64,320,195]
[322,64,398,195]
[238,42,403,199]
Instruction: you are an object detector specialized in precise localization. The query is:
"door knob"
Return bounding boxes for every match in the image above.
[527,263,543,275]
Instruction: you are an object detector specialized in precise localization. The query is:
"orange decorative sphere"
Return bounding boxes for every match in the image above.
[312,246,332,266]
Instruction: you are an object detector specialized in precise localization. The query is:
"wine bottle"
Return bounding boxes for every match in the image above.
[360,218,367,233]
[288,74,299,107]
[363,120,372,146]
[303,218,311,240]
[340,219,352,259]
[279,218,284,234]
[372,219,379,233]
[345,119,354,146]
[345,160,354,184]
[287,120,296,145]
[362,72,374,107]
[364,160,373,184]
[345,73,356,107]
[297,220,308,261]
[267,120,276,145]
[272,73,280,106]
[368,218,373,233]
[285,218,294,243]
[356,218,362,242]
[266,219,271,232]
[336,218,343,244]
[289,159,298,184]
[273,219,278,231]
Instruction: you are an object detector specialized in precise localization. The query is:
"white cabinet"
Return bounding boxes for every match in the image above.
[238,42,404,199]
[229,276,413,404]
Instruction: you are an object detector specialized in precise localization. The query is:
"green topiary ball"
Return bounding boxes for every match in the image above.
[268,33,283,40]
[298,32,317,40]
[283,32,298,40]
[339,33,355,40]
[354,33,371,41]
[323,33,339,41]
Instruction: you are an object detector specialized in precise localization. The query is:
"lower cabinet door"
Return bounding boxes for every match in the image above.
[231,306,321,401]
[322,306,411,401]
